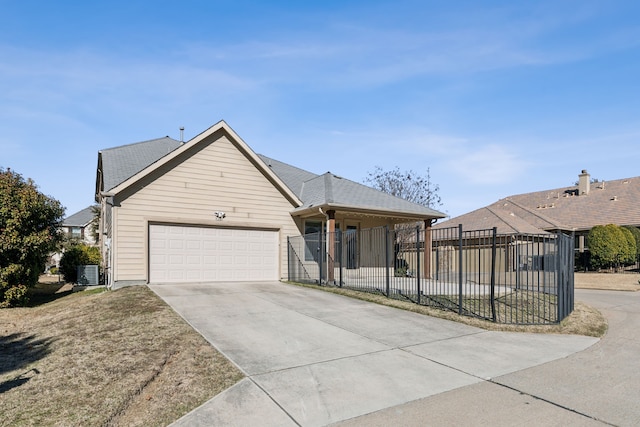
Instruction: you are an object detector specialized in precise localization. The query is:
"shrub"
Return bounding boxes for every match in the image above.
[59,244,101,284]
[394,258,409,277]
[620,227,637,265]
[623,226,640,256]
[588,224,634,270]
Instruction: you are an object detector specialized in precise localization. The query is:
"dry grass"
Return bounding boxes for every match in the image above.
[574,272,640,291]
[289,282,608,338]
[0,285,243,427]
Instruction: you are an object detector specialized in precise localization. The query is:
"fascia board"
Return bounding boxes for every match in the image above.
[292,203,446,221]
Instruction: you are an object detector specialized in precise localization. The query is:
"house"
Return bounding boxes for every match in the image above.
[95,120,446,289]
[47,206,97,271]
[435,169,640,253]
[60,206,97,245]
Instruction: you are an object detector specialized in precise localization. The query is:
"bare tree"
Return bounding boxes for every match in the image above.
[364,166,442,209]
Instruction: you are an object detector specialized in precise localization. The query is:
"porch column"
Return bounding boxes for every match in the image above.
[424,219,433,279]
[327,210,336,283]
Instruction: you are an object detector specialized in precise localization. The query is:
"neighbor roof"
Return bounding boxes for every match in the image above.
[437,174,640,233]
[62,206,94,227]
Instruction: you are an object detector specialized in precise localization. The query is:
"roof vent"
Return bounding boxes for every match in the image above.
[612,196,618,201]
[180,126,185,143]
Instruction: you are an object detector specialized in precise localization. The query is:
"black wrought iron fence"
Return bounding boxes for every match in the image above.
[287,224,575,324]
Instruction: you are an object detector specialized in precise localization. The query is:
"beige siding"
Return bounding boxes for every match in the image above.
[112,134,299,283]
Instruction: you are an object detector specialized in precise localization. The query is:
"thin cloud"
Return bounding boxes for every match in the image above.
[448,144,529,185]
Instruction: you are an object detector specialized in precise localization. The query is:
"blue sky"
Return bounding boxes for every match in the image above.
[1,0,639,219]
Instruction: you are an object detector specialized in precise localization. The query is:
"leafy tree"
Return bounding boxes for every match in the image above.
[59,244,101,284]
[364,166,442,209]
[0,168,64,307]
[90,204,100,243]
[588,224,635,270]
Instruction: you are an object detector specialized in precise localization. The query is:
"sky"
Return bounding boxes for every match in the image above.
[1,0,639,219]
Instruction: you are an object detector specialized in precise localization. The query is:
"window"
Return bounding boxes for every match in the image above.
[70,227,83,239]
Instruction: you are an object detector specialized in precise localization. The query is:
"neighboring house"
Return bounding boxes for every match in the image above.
[95,120,446,289]
[48,206,97,270]
[61,206,97,245]
[435,169,640,253]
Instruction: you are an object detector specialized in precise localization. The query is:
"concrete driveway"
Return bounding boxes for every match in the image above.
[149,281,598,427]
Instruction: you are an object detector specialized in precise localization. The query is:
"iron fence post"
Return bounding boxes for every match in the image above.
[385,225,390,298]
[319,231,324,284]
[569,232,575,314]
[557,233,562,322]
[338,230,343,287]
[458,224,463,315]
[416,225,421,305]
[490,227,497,322]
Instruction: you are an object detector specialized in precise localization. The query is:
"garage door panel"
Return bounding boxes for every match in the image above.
[149,224,278,283]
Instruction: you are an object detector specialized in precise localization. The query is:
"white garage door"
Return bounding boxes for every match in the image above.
[149,224,279,283]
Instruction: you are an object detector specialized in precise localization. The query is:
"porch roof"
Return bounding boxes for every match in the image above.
[259,155,446,221]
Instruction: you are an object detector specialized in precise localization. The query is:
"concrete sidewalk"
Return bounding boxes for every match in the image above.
[150,282,598,427]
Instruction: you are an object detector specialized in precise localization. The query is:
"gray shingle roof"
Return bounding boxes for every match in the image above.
[62,206,95,227]
[99,137,182,191]
[258,154,318,199]
[258,154,445,218]
[293,172,446,217]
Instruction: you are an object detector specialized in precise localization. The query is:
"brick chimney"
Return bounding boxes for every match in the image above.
[579,169,590,195]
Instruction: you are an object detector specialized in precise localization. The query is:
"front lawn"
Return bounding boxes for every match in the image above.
[0,285,243,426]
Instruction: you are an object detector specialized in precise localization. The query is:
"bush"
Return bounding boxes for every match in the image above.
[620,227,637,265]
[59,245,101,284]
[394,258,409,277]
[588,224,635,270]
[623,226,640,256]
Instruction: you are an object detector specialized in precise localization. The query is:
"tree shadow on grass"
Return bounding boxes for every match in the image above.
[26,289,73,307]
[0,368,40,393]
[0,333,53,388]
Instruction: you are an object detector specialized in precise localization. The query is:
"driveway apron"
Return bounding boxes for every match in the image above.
[150,281,598,427]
